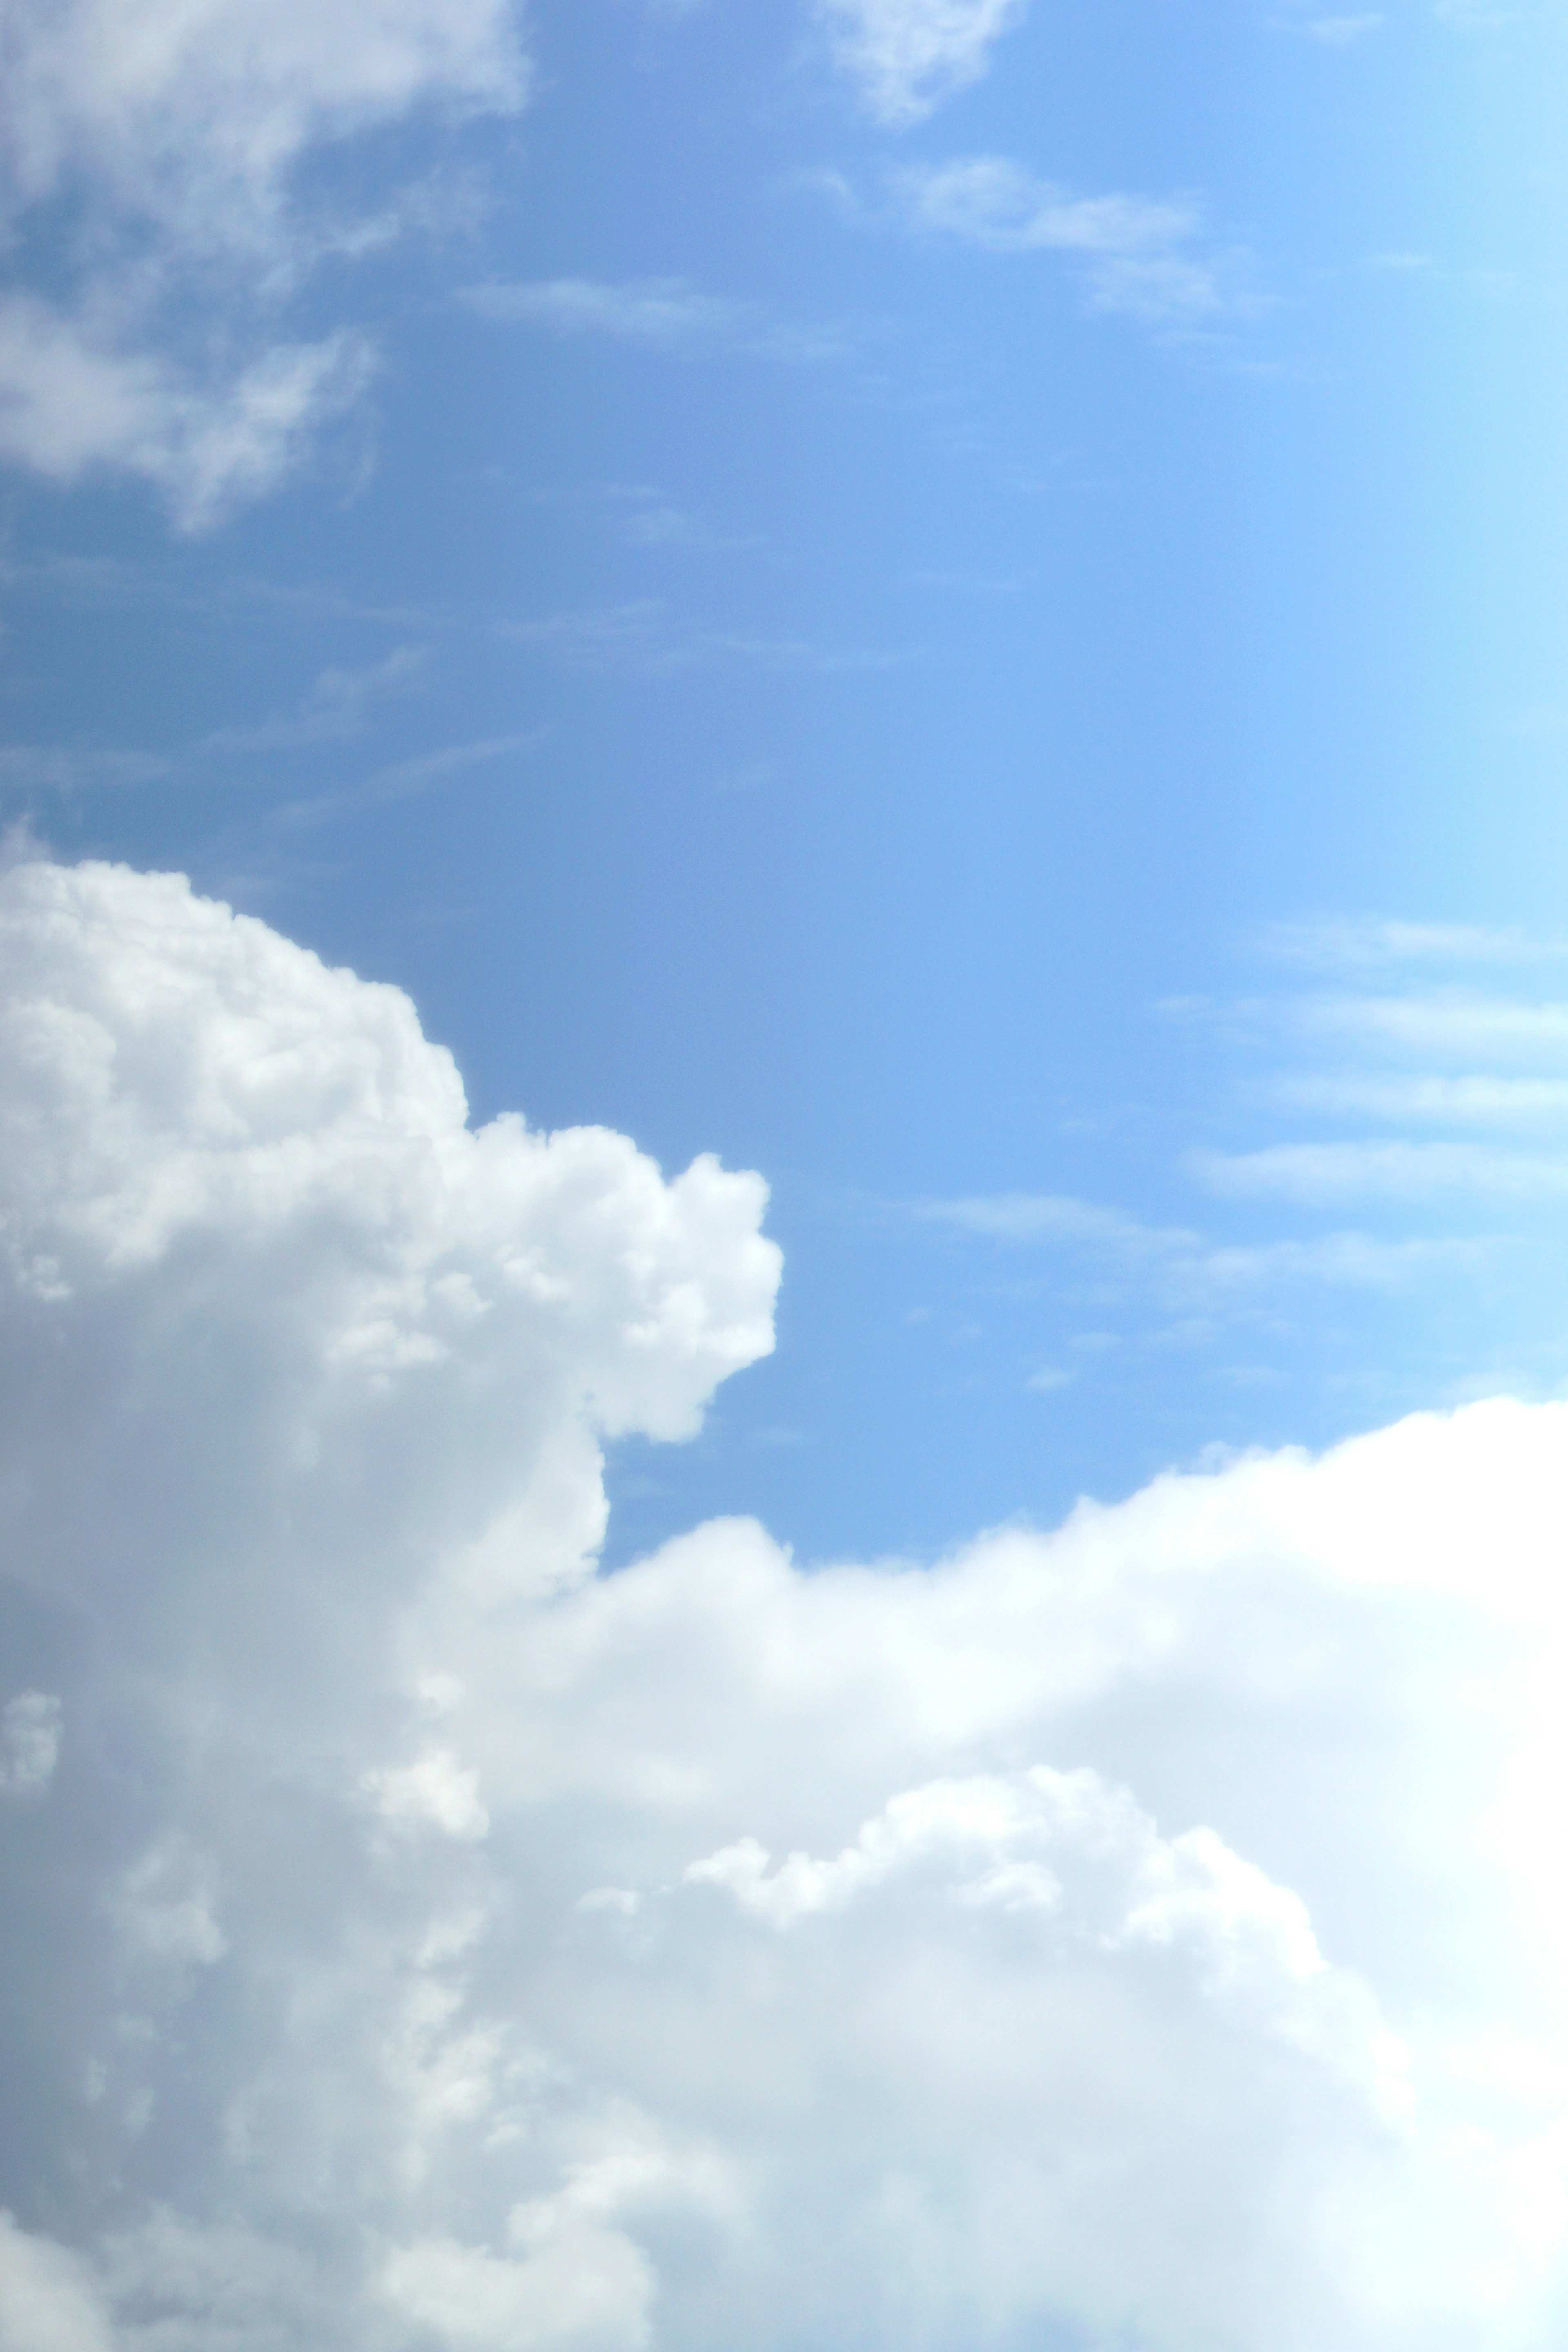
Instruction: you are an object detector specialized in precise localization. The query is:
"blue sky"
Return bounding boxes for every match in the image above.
[10,6,1568,2348]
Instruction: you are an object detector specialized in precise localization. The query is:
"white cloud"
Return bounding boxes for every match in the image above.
[1259,918,1568,970]
[503,600,911,677]
[817,0,1029,125]
[915,1188,1480,1301]
[0,0,527,519]
[0,0,526,252]
[0,296,373,528]
[0,746,172,793]
[461,277,849,364]
[114,1833,228,1970]
[0,1692,61,1799]
[893,156,1245,327]
[463,278,753,348]
[1296,993,1568,1061]
[0,2214,110,2352]
[1308,12,1383,42]
[380,2225,653,2352]
[1192,1139,1568,1203]
[363,1746,491,1842]
[1272,1073,1568,1125]
[198,646,428,756]
[11,859,1568,2347]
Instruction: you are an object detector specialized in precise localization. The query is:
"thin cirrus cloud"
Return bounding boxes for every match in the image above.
[0,0,529,525]
[816,0,1031,125]
[1192,1139,1568,1203]
[460,276,853,363]
[914,1189,1486,1305]
[11,853,1568,2348]
[911,926,1568,1385]
[1181,931,1568,1205]
[502,598,914,676]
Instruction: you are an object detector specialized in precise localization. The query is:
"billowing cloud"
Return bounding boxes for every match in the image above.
[6,856,1568,2347]
[0,0,527,521]
[817,0,1029,125]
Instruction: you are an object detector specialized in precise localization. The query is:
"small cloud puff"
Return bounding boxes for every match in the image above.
[818,0,1030,125]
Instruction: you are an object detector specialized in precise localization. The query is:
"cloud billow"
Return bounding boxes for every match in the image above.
[2,858,1568,2348]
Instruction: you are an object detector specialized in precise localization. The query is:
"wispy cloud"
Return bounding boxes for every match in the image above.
[1307,13,1383,43]
[1182,922,1568,1203]
[508,481,766,553]
[888,157,1254,330]
[1259,917,1568,969]
[914,1190,1476,1301]
[461,278,850,363]
[1191,1141,1568,1205]
[0,303,373,532]
[502,599,915,677]
[1293,993,1568,1062]
[0,743,172,791]
[1270,1073,1568,1125]
[816,0,1030,126]
[1,0,527,524]
[200,648,427,755]
[272,731,546,829]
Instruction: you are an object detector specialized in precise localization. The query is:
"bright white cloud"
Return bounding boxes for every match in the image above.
[817,0,1029,125]
[8,858,1568,2347]
[0,0,527,520]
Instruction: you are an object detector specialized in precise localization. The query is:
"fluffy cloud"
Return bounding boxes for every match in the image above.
[817,0,1029,125]
[0,0,526,520]
[5,855,1568,2348]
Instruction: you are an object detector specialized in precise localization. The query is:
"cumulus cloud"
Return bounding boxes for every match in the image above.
[0,0,527,520]
[817,0,1029,125]
[7,856,1568,2347]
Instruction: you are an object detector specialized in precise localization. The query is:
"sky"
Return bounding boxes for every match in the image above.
[7,1,1568,2347]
